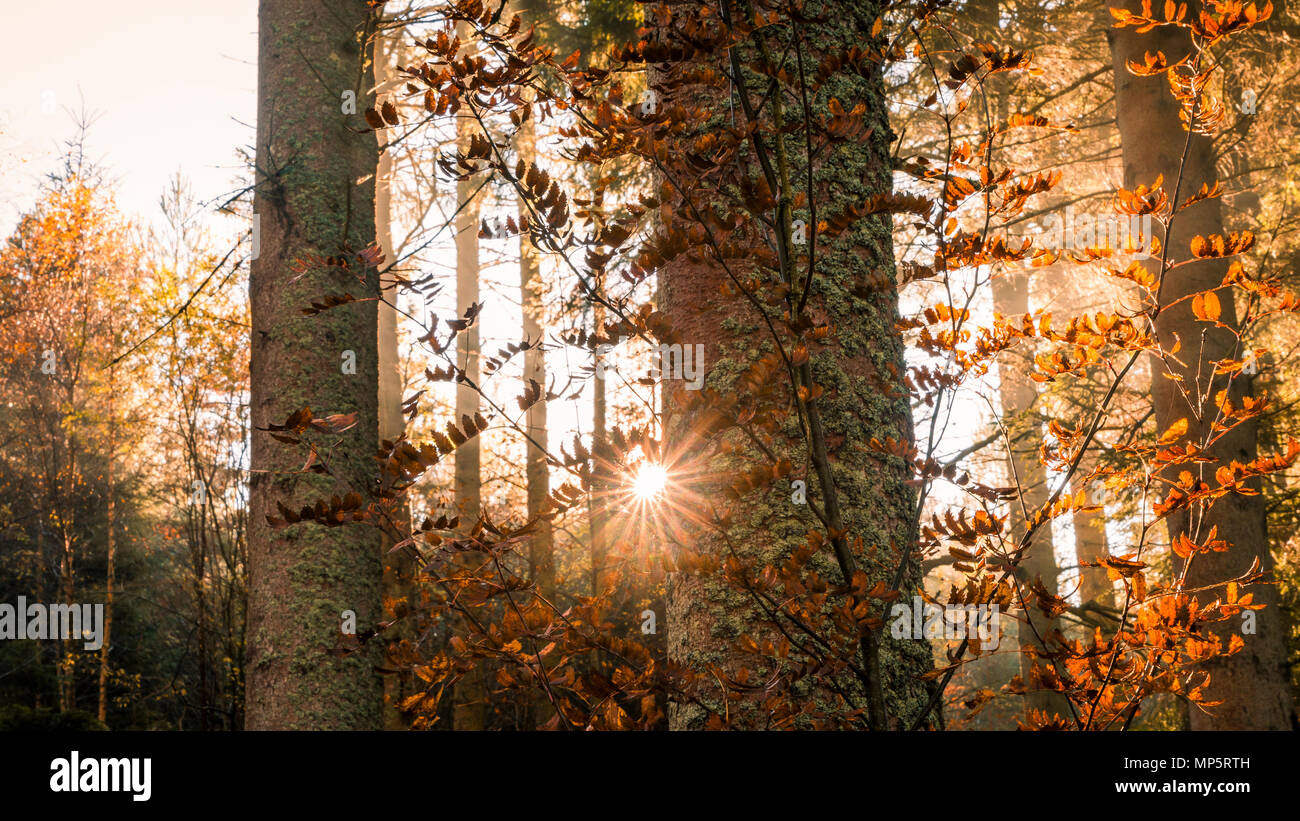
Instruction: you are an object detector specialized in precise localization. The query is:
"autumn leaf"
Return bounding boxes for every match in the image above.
[1158,417,1189,445]
[1192,290,1221,321]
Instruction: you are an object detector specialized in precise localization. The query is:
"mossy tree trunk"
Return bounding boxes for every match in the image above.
[662,0,932,730]
[247,0,383,730]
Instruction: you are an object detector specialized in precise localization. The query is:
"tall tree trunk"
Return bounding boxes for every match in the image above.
[590,287,608,597]
[453,19,484,533]
[373,17,416,733]
[453,44,483,532]
[451,18,487,731]
[971,0,1067,717]
[1072,480,1113,611]
[59,526,74,712]
[517,101,555,605]
[247,0,383,730]
[196,504,210,731]
[993,270,1067,721]
[516,93,555,728]
[58,441,78,713]
[375,29,404,451]
[98,366,114,724]
[1107,1,1293,729]
[662,0,932,730]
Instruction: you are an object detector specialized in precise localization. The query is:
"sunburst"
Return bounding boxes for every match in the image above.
[633,461,669,500]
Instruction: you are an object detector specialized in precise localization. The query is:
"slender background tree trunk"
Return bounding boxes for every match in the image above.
[1072,480,1114,611]
[590,286,608,598]
[451,18,487,731]
[1107,0,1293,729]
[993,269,1068,721]
[517,100,555,605]
[98,363,115,724]
[373,19,417,733]
[515,94,556,727]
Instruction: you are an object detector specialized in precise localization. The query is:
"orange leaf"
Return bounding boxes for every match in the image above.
[1193,290,1222,321]
[1158,417,1189,445]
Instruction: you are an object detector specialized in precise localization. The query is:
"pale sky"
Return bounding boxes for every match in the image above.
[0,0,258,234]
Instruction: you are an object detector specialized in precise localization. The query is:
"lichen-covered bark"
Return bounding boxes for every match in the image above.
[247,0,383,730]
[664,0,932,729]
[1108,1,1292,729]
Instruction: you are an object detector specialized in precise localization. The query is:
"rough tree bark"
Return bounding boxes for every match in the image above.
[662,0,933,730]
[247,0,383,730]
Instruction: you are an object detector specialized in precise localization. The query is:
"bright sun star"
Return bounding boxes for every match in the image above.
[634,462,669,500]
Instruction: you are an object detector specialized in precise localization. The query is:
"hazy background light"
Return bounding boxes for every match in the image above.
[0,0,258,236]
